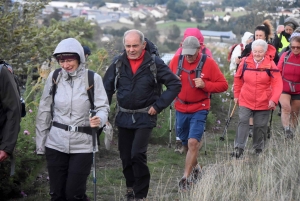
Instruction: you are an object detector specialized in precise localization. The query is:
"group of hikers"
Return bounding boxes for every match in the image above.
[0,16,300,201]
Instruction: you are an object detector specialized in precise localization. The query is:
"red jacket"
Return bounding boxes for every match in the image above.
[169,53,228,113]
[234,45,283,110]
[277,51,300,94]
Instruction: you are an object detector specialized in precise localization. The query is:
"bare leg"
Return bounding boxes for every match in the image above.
[290,99,300,129]
[280,94,292,128]
[183,138,201,178]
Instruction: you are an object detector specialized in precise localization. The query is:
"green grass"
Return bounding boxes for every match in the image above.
[205,11,247,18]
[157,21,205,29]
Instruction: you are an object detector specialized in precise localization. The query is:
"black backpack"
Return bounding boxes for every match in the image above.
[0,60,26,117]
[50,68,103,145]
[114,38,162,94]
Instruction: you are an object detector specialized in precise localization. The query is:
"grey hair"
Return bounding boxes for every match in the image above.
[123,29,145,45]
[251,39,268,53]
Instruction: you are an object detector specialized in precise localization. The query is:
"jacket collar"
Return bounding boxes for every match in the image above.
[61,64,85,80]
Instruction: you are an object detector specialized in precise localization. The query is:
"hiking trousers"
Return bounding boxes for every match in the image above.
[234,106,270,150]
[45,147,92,201]
[118,127,152,199]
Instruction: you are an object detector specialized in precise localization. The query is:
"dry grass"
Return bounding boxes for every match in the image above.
[180,129,300,201]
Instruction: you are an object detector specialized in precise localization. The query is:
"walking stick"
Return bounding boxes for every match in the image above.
[204,130,207,155]
[89,109,97,201]
[220,102,237,141]
[267,110,274,139]
[168,105,172,148]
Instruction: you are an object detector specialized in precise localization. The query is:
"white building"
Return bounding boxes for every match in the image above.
[48,1,90,9]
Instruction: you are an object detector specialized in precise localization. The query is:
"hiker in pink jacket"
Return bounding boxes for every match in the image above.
[174,28,213,58]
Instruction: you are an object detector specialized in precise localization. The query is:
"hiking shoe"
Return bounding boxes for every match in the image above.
[191,165,202,184]
[178,177,191,191]
[249,127,253,138]
[125,189,134,201]
[284,128,294,139]
[174,140,182,153]
[231,148,244,159]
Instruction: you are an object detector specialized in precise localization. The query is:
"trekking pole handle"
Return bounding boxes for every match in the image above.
[89,109,97,148]
[89,109,97,118]
[230,103,237,118]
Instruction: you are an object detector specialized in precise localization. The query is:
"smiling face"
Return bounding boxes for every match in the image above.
[252,45,266,62]
[124,32,146,59]
[255,30,266,41]
[59,59,79,73]
[184,48,200,63]
[290,40,300,55]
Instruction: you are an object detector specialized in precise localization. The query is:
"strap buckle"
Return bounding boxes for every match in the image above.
[68,125,78,132]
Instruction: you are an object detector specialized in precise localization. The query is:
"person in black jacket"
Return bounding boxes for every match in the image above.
[103,29,181,201]
[0,64,21,163]
[240,19,279,64]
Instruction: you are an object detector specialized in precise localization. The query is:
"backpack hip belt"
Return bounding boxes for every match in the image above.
[282,78,300,93]
[118,106,149,113]
[52,121,93,135]
[176,96,208,105]
[118,106,149,124]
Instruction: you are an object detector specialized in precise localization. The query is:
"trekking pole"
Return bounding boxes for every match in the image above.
[204,129,207,155]
[168,105,172,148]
[220,102,237,141]
[267,110,274,139]
[227,98,233,119]
[89,109,97,201]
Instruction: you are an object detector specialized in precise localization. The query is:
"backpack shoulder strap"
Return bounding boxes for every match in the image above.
[195,54,207,78]
[149,54,157,84]
[114,54,123,92]
[50,68,62,101]
[176,54,184,76]
[202,47,206,54]
[284,50,292,63]
[282,50,292,78]
[240,58,248,79]
[86,69,95,109]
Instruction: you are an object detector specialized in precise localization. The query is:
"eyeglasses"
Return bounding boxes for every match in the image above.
[59,59,75,65]
[291,46,300,50]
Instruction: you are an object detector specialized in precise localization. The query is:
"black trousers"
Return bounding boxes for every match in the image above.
[45,147,93,201]
[118,127,152,199]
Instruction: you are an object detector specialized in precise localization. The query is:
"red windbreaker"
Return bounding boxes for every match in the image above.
[169,53,228,113]
[234,45,283,110]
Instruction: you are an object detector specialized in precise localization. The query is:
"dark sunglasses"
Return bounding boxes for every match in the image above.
[291,46,300,50]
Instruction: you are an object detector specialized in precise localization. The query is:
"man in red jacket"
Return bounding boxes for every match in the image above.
[169,36,228,190]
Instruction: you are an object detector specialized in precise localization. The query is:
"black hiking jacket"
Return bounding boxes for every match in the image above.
[103,51,181,129]
[0,66,21,155]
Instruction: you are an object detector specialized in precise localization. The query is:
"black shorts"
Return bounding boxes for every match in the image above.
[282,92,300,100]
